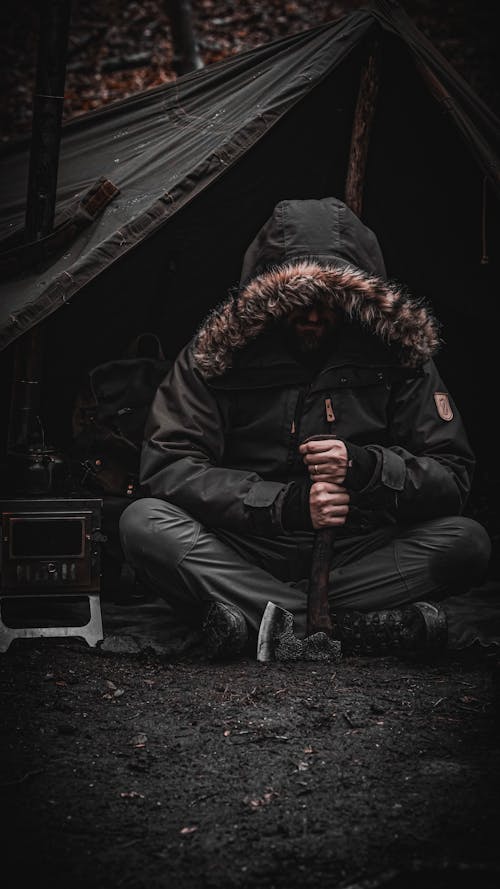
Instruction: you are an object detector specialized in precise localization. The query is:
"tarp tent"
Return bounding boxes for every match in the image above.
[1,0,499,473]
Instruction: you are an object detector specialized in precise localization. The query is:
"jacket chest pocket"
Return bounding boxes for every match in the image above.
[310,370,392,441]
[331,383,391,440]
[227,389,290,438]
[223,389,293,473]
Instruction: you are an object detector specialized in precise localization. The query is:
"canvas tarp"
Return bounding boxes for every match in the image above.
[0,1,499,355]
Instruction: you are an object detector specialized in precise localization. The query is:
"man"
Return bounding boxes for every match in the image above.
[120,197,491,659]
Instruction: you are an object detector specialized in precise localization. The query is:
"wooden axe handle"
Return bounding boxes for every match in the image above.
[307,526,335,637]
[302,434,339,638]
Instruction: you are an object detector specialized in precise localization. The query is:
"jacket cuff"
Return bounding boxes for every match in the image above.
[344,442,378,492]
[371,446,406,490]
[281,480,313,531]
[243,480,289,535]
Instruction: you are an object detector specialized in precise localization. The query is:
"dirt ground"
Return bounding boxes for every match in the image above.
[2,611,500,889]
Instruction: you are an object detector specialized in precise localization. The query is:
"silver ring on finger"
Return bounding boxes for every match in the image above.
[313,464,319,474]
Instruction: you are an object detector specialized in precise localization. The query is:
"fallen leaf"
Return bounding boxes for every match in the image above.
[130,733,148,747]
[180,826,198,834]
[242,789,278,808]
[244,797,262,809]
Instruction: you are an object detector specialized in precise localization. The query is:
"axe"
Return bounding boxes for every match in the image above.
[257,435,341,663]
[256,40,379,664]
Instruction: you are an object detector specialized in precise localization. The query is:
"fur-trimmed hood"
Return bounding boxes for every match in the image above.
[194,198,441,378]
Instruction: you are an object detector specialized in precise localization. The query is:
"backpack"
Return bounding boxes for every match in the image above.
[71,332,171,498]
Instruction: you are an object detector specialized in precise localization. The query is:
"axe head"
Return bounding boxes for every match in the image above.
[257,602,298,663]
[257,601,342,664]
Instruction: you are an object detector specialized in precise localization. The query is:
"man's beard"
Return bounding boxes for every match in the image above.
[294,328,329,354]
[282,320,337,366]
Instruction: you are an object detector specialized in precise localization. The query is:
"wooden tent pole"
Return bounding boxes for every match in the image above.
[344,44,380,218]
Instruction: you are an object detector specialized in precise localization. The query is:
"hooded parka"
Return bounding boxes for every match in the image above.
[140,198,475,540]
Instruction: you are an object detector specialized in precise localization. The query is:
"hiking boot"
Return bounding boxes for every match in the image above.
[202,601,249,661]
[334,601,448,657]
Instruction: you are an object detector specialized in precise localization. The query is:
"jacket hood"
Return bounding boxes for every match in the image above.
[194,197,440,378]
[239,196,387,285]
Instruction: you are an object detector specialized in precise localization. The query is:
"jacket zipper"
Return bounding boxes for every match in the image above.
[288,391,336,472]
[287,387,308,471]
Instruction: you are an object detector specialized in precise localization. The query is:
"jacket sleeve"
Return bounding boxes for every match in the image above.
[139,344,288,534]
[351,359,475,520]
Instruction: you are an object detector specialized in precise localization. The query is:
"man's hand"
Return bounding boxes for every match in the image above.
[309,481,350,529]
[300,437,349,484]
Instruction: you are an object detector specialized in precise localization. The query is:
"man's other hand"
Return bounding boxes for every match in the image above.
[309,482,350,529]
[300,437,348,484]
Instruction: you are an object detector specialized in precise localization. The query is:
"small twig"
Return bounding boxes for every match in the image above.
[189,790,218,807]
[432,697,446,708]
[0,768,44,787]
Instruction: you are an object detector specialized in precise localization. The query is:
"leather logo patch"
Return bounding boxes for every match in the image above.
[434,392,453,421]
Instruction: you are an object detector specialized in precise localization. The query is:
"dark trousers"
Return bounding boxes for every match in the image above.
[119,498,491,639]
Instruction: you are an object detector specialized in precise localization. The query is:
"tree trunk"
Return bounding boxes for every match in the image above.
[165,0,204,76]
[25,0,72,242]
[8,0,72,475]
